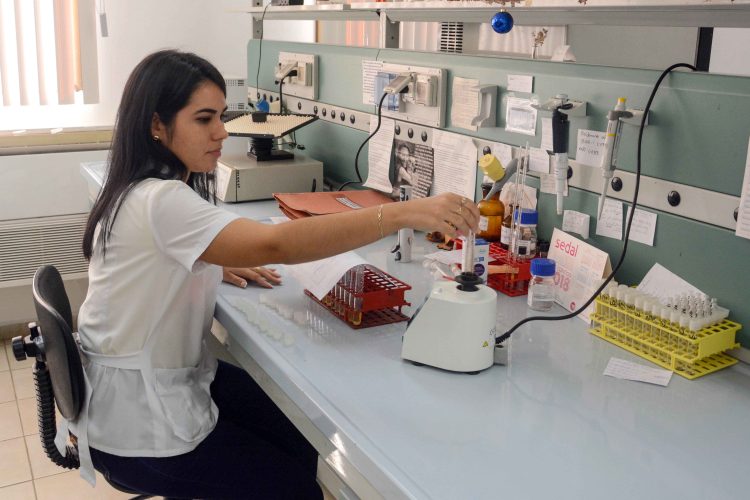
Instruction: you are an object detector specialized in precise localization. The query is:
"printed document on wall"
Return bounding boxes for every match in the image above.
[451,77,481,131]
[432,129,477,200]
[363,117,395,194]
[362,60,383,105]
[735,137,750,239]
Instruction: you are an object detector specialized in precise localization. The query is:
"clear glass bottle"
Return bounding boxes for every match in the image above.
[527,258,556,311]
[512,209,538,260]
[477,183,504,242]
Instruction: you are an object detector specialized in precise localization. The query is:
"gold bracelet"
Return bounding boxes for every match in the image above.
[377,204,384,239]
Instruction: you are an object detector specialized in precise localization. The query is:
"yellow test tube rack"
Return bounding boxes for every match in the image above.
[589,296,741,379]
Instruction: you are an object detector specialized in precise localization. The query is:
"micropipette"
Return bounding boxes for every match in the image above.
[597,98,633,219]
[551,98,572,215]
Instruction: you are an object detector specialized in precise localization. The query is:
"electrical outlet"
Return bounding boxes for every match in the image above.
[277,52,317,100]
[377,62,447,128]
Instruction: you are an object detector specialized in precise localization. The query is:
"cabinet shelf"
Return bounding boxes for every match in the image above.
[242,1,750,28]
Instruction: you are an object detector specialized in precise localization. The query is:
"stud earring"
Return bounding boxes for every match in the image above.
[153,135,160,142]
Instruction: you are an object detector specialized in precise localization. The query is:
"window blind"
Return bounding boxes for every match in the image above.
[0,0,82,106]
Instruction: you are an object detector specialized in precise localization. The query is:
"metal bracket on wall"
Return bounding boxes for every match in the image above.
[249,86,740,231]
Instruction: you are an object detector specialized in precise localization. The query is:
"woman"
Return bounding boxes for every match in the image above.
[75,50,478,499]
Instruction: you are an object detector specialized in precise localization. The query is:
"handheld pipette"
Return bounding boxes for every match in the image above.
[551,99,572,215]
[597,98,633,219]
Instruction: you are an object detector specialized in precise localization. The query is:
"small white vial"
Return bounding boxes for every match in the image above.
[527,258,557,311]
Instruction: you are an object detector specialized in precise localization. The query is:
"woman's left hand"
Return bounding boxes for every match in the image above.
[222,266,282,289]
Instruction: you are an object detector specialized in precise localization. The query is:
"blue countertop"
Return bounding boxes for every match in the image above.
[214,200,750,500]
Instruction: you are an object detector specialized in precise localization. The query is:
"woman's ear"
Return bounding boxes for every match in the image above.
[151,113,166,140]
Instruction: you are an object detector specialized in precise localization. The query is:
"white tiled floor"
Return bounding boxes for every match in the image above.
[1,338,335,500]
[0,340,132,500]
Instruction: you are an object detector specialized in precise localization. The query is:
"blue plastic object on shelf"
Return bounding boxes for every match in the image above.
[491,11,514,34]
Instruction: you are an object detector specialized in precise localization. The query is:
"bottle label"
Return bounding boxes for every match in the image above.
[500,226,511,245]
[478,216,489,231]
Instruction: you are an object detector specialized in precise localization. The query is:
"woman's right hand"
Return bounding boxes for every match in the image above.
[399,192,480,238]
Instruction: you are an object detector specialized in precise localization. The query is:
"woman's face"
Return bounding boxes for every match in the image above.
[397,146,411,167]
[152,81,228,176]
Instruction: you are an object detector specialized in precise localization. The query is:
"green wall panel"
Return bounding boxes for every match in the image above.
[248,40,750,347]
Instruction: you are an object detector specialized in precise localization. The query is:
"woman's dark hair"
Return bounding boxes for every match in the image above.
[82,50,226,260]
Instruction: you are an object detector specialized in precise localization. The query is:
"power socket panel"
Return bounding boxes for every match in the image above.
[277,52,317,100]
[378,62,447,128]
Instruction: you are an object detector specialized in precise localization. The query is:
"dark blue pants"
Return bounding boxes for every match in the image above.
[91,360,323,499]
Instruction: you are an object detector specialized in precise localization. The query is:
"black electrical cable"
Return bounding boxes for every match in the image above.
[339,91,389,191]
[254,3,271,104]
[495,62,697,345]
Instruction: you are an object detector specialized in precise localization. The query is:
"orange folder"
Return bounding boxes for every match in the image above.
[273,190,394,219]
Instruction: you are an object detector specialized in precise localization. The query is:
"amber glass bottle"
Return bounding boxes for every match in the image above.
[500,204,515,250]
[477,184,504,242]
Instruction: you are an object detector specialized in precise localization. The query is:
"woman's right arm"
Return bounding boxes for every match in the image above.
[199,192,478,268]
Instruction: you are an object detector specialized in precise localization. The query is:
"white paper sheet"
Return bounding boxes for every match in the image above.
[626,207,657,246]
[491,143,513,170]
[541,117,553,152]
[362,60,383,105]
[576,129,607,167]
[604,358,672,386]
[596,198,623,240]
[636,263,703,303]
[528,147,550,174]
[562,210,590,239]
[451,77,481,131]
[550,45,576,63]
[499,182,537,210]
[507,74,533,93]
[540,173,568,196]
[735,137,750,239]
[432,129,477,199]
[423,249,463,266]
[284,251,368,300]
[362,117,395,194]
[505,97,537,136]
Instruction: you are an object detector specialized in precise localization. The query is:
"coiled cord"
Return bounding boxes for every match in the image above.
[34,363,79,469]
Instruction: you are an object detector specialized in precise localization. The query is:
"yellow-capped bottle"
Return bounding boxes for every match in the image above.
[477,184,504,242]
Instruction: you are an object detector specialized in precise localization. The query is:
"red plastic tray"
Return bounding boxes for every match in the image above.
[304,265,411,329]
[454,240,533,297]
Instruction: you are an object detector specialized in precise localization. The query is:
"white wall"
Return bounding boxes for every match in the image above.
[0,0,315,131]
[710,28,750,77]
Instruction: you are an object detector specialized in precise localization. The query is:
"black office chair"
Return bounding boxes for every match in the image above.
[11,265,153,500]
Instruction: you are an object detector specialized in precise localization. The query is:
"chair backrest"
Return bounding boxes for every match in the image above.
[31,265,85,420]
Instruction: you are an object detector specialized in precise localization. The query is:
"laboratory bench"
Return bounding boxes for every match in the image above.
[214,200,750,500]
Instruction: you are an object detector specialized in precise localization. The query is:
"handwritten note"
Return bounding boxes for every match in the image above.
[626,207,657,246]
[735,137,750,239]
[362,117,395,194]
[507,74,533,93]
[576,129,606,167]
[562,210,590,239]
[505,97,537,136]
[596,198,623,240]
[604,358,672,386]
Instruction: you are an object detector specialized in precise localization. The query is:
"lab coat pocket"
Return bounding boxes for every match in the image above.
[153,364,216,442]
